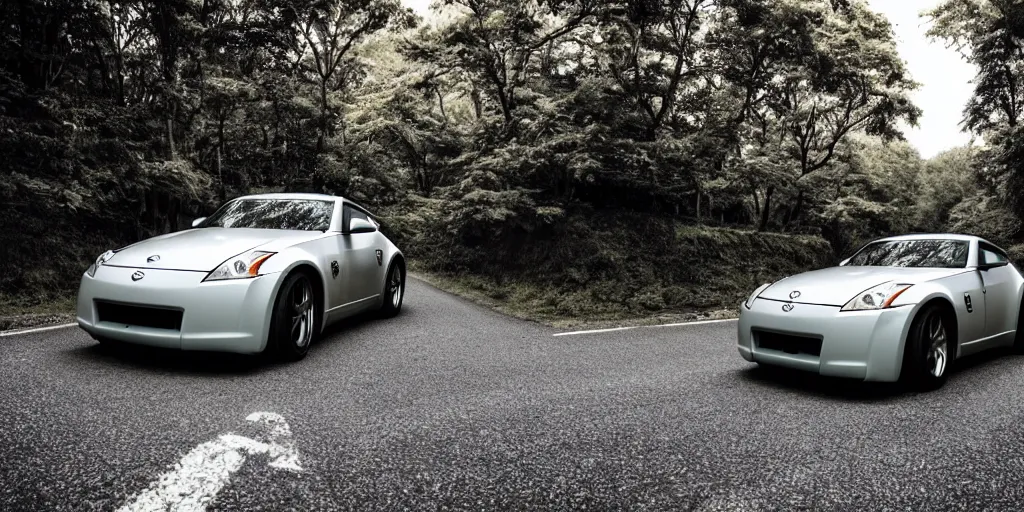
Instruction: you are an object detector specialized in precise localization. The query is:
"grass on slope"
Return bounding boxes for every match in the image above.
[385,202,835,329]
[0,294,76,331]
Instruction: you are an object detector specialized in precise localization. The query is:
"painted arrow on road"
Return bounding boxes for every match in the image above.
[117,412,303,512]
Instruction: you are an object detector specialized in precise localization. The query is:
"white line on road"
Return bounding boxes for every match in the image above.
[648,318,738,328]
[118,412,303,512]
[0,323,77,337]
[552,326,637,337]
[553,318,737,337]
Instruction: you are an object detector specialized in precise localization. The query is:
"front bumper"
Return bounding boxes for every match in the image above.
[737,298,916,382]
[76,264,282,354]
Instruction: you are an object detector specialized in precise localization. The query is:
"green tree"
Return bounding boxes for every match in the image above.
[719,0,921,231]
[926,0,1024,230]
[283,0,416,151]
[914,145,979,232]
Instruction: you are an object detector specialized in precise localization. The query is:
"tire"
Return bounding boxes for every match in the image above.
[267,272,319,362]
[379,260,405,318]
[900,304,953,391]
[1013,295,1024,354]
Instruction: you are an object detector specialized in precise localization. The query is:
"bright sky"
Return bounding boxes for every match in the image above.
[867,0,976,158]
[403,0,430,15]
[400,0,976,159]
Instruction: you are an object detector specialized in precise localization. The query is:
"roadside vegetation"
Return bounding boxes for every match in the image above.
[2,0,1023,329]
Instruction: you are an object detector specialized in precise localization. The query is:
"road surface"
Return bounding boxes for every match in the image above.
[2,277,1024,511]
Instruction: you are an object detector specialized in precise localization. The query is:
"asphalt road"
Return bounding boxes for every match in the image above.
[3,277,1024,511]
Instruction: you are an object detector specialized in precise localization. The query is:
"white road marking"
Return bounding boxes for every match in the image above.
[118,412,303,512]
[245,411,302,471]
[552,326,637,337]
[553,318,737,337]
[649,318,738,328]
[0,323,77,337]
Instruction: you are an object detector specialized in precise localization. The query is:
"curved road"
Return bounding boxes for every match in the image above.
[2,277,1024,511]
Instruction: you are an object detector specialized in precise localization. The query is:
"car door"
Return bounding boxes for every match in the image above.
[978,243,1019,340]
[952,269,987,356]
[334,204,385,310]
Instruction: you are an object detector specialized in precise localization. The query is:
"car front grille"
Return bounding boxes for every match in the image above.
[95,301,184,331]
[753,329,822,357]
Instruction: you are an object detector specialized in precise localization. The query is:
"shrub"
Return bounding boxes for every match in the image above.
[386,198,835,320]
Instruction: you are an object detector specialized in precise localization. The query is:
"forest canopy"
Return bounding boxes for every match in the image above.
[0,0,1018,313]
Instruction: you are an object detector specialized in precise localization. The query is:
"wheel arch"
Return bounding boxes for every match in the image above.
[389,252,406,275]
[1018,287,1024,325]
[284,263,326,329]
[910,295,960,357]
[261,261,328,350]
[379,252,406,305]
[888,292,959,383]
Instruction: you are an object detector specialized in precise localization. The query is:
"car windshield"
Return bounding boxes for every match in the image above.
[200,199,334,231]
[845,239,970,268]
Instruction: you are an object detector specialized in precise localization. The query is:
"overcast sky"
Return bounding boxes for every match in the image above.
[866,0,976,158]
[400,0,976,159]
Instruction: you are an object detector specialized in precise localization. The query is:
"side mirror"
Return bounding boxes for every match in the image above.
[347,218,377,234]
[979,261,1009,271]
[192,217,206,228]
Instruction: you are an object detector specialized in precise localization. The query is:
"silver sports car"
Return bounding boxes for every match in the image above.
[738,234,1024,390]
[76,193,405,361]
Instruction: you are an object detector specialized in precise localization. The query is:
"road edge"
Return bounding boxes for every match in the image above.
[408,270,740,330]
[0,322,77,337]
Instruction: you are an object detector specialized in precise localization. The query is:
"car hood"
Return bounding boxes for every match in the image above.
[104,228,327,272]
[759,266,971,306]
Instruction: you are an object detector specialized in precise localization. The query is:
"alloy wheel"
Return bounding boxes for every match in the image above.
[389,266,403,308]
[926,313,947,378]
[290,278,314,348]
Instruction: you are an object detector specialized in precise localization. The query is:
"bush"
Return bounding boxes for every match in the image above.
[1008,244,1024,268]
[386,198,835,320]
[948,193,1021,247]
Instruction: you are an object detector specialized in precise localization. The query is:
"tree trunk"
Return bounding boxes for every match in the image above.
[218,117,227,200]
[115,50,125,106]
[317,81,328,152]
[435,87,448,125]
[216,146,225,201]
[758,186,774,231]
[169,197,179,232]
[166,115,176,159]
[470,84,483,119]
[784,190,805,230]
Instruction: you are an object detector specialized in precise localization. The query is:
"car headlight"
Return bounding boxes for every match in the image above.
[744,283,772,309]
[86,250,116,278]
[840,282,913,311]
[203,250,276,282]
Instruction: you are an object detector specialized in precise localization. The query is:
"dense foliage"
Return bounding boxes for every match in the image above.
[925,0,1024,245]
[0,0,1016,313]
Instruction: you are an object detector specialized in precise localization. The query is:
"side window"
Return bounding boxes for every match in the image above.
[980,245,1008,265]
[349,208,368,223]
[343,204,370,231]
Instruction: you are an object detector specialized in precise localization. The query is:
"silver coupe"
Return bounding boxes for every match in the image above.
[738,234,1024,390]
[75,193,406,361]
